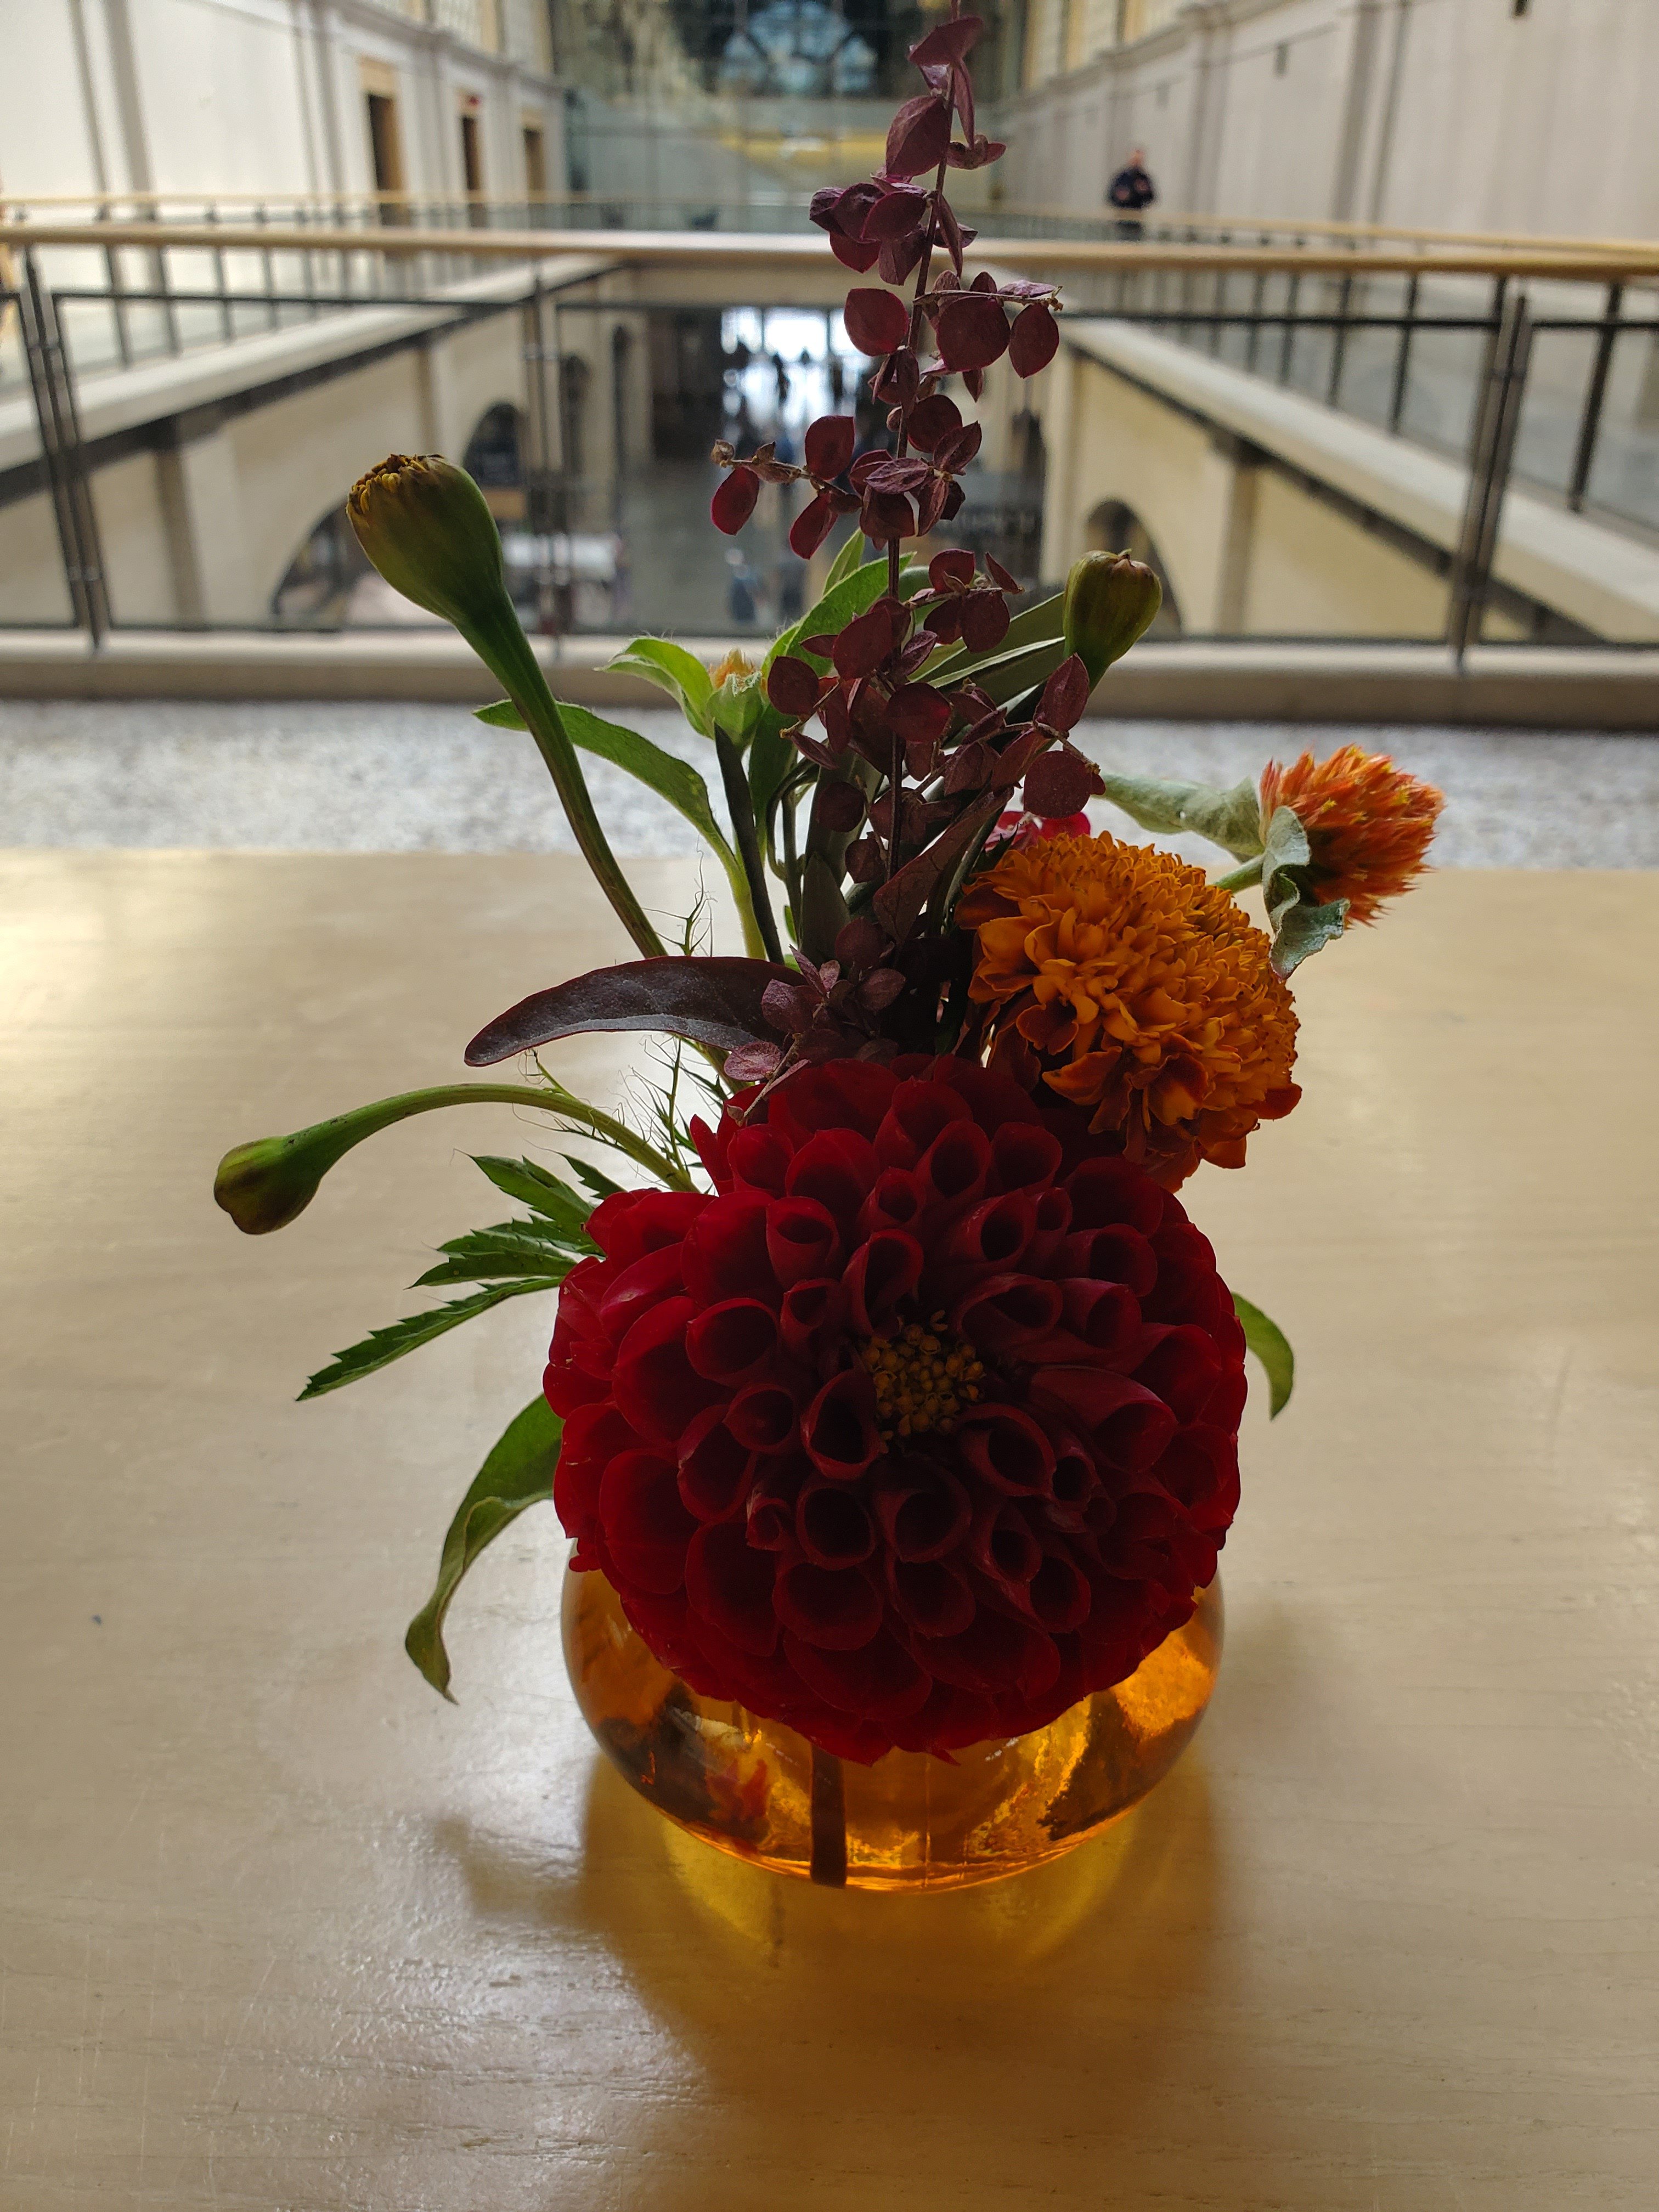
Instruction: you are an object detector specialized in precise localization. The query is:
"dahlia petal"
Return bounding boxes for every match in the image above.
[599,1451,698,1595]
[1155,1423,1240,1528]
[943,1192,1036,1269]
[953,1272,1064,1356]
[725,1383,800,1453]
[765,1195,843,1287]
[795,1480,878,1567]
[1047,1429,1103,1514]
[597,1248,690,1345]
[1059,1278,1142,1361]
[1065,1155,1166,1236]
[556,1400,639,1530]
[618,1587,716,1686]
[844,1228,925,1335]
[745,1457,808,1549]
[884,1555,977,1638]
[774,1560,884,1650]
[1133,1322,1224,1424]
[786,1127,879,1226]
[856,1166,930,1239]
[802,1368,884,1480]
[614,1297,724,1445]
[990,1120,1062,1192]
[872,1458,973,1560]
[918,1119,992,1207]
[676,1404,757,1521]
[682,1193,776,1307]
[770,1061,896,1146]
[1032,1367,1177,1472]
[957,1407,1056,1497]
[1060,1224,1158,1297]
[778,1275,849,1357]
[588,1187,707,1265]
[1203,1363,1249,1431]
[915,1607,1061,1701]
[725,1124,792,1194]
[885,1679,996,1753]
[873,1077,972,1167]
[784,1628,933,1722]
[969,1496,1043,1588]
[1026,1548,1092,1633]
[685,1297,781,1386]
[684,1519,780,1656]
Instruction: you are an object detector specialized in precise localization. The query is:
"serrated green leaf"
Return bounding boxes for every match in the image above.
[405,1396,562,1699]
[298,1282,555,1400]
[603,637,715,735]
[563,1153,623,1200]
[1233,1293,1295,1418]
[470,1154,594,1238]
[415,1223,582,1288]
[1095,772,1266,860]
[923,588,1065,686]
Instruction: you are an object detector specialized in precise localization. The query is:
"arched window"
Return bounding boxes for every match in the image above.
[717,1,877,95]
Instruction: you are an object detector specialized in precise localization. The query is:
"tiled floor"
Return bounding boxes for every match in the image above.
[2,698,1655,867]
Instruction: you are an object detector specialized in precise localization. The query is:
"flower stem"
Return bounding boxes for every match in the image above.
[809,1743,848,1887]
[1213,855,1266,893]
[459,609,668,961]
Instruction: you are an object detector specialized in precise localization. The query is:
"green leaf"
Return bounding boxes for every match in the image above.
[1094,772,1266,860]
[477,695,737,864]
[405,1396,563,1699]
[765,556,890,675]
[603,637,715,735]
[822,528,866,592]
[470,1154,595,1239]
[474,698,528,729]
[414,1223,583,1288]
[1233,1293,1295,1418]
[298,1282,555,1400]
[1261,804,1350,977]
[564,1153,623,1200]
[923,588,1065,687]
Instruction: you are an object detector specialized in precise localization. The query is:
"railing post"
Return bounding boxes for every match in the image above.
[1388,269,1419,433]
[1567,280,1623,514]
[1325,273,1353,405]
[18,251,110,646]
[206,201,234,340]
[1447,290,1532,666]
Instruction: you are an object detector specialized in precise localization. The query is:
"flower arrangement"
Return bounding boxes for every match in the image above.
[216,10,1442,1831]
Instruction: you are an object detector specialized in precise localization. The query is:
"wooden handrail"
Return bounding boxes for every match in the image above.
[2,188,1655,263]
[3,217,1657,283]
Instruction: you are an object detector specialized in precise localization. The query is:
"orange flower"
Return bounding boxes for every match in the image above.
[1259,744,1443,926]
[959,832,1300,1190]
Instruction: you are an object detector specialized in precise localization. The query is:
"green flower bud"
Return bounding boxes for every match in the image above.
[214,1130,341,1235]
[1062,551,1163,686]
[346,453,509,630]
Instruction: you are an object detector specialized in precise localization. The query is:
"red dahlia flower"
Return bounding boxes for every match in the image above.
[545,1058,1246,1762]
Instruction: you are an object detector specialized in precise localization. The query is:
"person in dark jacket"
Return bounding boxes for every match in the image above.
[1108,147,1156,238]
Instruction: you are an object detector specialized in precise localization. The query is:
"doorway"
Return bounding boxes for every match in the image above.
[459,105,486,227]
[364,89,404,225]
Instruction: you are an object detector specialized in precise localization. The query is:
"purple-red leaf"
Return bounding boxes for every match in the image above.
[887,682,953,744]
[833,599,904,678]
[465,957,795,1065]
[877,230,929,288]
[711,467,759,534]
[1023,743,1104,819]
[910,17,983,69]
[725,1041,783,1083]
[929,546,976,588]
[935,294,1009,373]
[843,287,912,356]
[830,232,882,273]
[872,793,1002,945]
[865,187,929,241]
[986,553,1022,592]
[1038,652,1093,733]
[1008,301,1060,377]
[768,653,823,718]
[789,493,840,561]
[885,94,953,180]
[934,420,984,473]
[960,589,1011,652]
[872,346,921,406]
[804,415,856,479]
[907,393,963,453]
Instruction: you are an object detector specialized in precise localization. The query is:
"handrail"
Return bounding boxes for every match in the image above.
[4,218,1657,283]
[3,188,1656,263]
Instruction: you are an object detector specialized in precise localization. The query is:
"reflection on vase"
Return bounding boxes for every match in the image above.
[562,1565,1223,1892]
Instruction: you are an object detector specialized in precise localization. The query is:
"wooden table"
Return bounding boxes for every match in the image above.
[2,851,1655,2210]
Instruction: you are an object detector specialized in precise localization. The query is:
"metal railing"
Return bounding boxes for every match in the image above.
[3,214,1657,651]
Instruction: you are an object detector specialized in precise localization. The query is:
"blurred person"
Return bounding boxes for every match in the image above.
[1108,146,1156,238]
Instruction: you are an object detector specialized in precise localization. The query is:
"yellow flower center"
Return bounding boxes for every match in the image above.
[857,1314,985,1440]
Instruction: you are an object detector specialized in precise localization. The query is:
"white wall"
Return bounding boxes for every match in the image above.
[1001,0,1659,242]
[0,0,563,206]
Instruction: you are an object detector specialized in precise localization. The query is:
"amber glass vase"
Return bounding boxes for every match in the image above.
[563,1565,1222,1892]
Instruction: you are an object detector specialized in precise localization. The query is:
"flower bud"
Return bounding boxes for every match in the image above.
[346,453,508,630]
[1062,551,1163,686]
[214,1131,337,1235]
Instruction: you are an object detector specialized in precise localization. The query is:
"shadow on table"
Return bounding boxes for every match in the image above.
[438,1732,1223,2202]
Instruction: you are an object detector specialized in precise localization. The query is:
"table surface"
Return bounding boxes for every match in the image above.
[2,850,1656,2212]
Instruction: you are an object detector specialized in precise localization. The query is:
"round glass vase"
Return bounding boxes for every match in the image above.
[562,1566,1222,1893]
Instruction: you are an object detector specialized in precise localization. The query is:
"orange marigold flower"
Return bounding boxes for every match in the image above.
[958,832,1301,1190]
[1259,744,1443,926]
